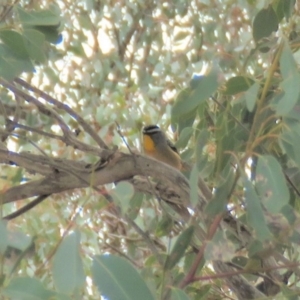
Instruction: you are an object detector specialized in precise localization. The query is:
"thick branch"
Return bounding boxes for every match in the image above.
[1,152,195,207]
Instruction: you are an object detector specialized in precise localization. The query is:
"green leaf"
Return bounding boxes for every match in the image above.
[92,254,154,300]
[281,204,297,225]
[284,102,300,121]
[181,147,194,162]
[195,129,210,172]
[273,0,285,22]
[170,287,191,300]
[155,214,174,237]
[275,42,300,115]
[30,25,62,44]
[272,0,295,22]
[253,5,279,42]
[205,166,235,216]
[245,82,260,112]
[184,252,205,275]
[280,41,298,79]
[0,44,34,80]
[255,155,289,213]
[290,231,300,245]
[126,193,143,220]
[280,121,300,168]
[214,116,236,174]
[175,127,193,149]
[223,76,254,95]
[276,75,300,116]
[22,29,46,63]
[172,71,218,120]
[7,230,32,251]
[171,89,197,130]
[112,182,134,214]
[244,178,271,241]
[283,0,296,20]
[17,6,61,26]
[231,256,248,268]
[52,230,85,294]
[0,30,29,59]
[165,226,194,270]
[53,294,72,300]
[2,277,55,300]
[0,220,8,254]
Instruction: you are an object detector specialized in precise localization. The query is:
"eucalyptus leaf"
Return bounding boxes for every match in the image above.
[223,76,254,95]
[175,127,193,149]
[22,29,47,62]
[253,5,278,42]
[2,277,55,300]
[52,230,85,294]
[112,182,134,214]
[244,178,271,241]
[0,30,29,59]
[155,214,174,237]
[30,25,62,44]
[196,129,210,171]
[172,71,218,120]
[17,6,61,26]
[245,82,259,112]
[165,226,194,270]
[280,121,300,168]
[0,44,34,80]
[276,42,300,115]
[205,166,235,216]
[255,155,289,213]
[126,192,143,220]
[283,0,296,20]
[92,254,154,300]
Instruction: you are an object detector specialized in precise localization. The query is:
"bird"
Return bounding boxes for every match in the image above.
[142,125,182,170]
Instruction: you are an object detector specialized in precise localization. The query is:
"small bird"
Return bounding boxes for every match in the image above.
[142,125,182,170]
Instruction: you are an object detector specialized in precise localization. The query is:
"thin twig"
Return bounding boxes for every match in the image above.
[5,120,66,141]
[0,0,20,23]
[0,78,105,156]
[13,78,108,149]
[3,195,49,220]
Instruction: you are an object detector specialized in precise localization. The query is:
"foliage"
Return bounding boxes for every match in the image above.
[1,0,300,299]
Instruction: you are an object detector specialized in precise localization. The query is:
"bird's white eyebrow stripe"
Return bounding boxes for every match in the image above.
[143,126,161,133]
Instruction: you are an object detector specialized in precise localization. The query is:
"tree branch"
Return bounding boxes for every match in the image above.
[13,78,108,150]
[0,151,195,205]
